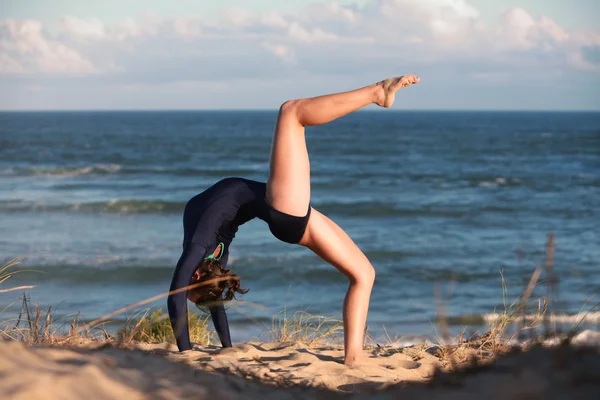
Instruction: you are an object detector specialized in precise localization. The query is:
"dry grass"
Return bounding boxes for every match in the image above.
[270,308,343,347]
[117,308,212,345]
[0,256,35,294]
[424,233,591,370]
[0,293,103,345]
[0,293,213,347]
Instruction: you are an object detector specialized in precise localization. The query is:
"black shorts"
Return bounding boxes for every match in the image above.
[264,198,311,244]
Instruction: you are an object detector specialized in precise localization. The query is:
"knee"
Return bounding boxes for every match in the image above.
[352,264,376,287]
[279,99,301,119]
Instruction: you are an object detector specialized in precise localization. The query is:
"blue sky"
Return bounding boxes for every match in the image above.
[1,0,599,110]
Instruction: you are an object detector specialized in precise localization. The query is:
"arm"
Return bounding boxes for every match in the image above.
[167,243,207,352]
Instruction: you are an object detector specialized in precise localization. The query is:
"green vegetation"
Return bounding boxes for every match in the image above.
[118,308,212,345]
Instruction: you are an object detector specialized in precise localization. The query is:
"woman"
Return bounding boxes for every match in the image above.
[167,75,420,365]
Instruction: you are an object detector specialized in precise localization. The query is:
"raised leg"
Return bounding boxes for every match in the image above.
[266,75,419,216]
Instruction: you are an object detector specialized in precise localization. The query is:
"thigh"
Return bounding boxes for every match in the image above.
[266,103,311,217]
[300,208,374,281]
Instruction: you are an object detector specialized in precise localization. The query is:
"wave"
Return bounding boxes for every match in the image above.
[0,164,122,177]
[9,257,350,286]
[9,265,175,284]
[314,201,465,218]
[388,329,600,348]
[1,197,524,217]
[0,199,186,214]
[134,167,266,178]
[0,164,265,178]
[445,311,600,326]
[484,311,600,325]
[474,177,521,188]
[314,200,492,218]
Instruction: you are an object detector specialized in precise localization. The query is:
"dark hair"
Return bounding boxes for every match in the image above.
[189,258,249,309]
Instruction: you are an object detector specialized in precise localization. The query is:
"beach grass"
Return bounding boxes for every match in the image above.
[0,293,90,345]
[269,308,344,346]
[117,308,212,345]
[0,294,215,347]
[0,256,35,294]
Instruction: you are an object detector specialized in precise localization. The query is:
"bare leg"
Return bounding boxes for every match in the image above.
[301,208,376,365]
[266,75,419,216]
[266,75,420,364]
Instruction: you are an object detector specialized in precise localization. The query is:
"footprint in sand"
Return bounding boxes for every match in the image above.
[381,353,421,370]
[386,360,420,370]
[348,363,401,378]
[275,352,320,368]
[216,344,263,359]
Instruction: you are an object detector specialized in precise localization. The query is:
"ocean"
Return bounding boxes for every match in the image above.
[1,110,599,344]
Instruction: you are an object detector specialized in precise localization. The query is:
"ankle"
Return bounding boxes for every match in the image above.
[372,81,390,107]
[344,351,368,365]
[372,82,384,104]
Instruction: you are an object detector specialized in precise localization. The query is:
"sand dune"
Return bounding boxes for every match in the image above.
[1,338,599,399]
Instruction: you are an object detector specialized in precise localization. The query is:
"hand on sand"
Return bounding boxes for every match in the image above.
[376,75,420,108]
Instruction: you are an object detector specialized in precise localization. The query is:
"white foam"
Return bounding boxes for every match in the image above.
[478,176,517,188]
[85,256,122,265]
[508,329,600,348]
[571,329,600,346]
[484,311,600,324]
[479,181,498,188]
[29,164,122,177]
[384,329,600,350]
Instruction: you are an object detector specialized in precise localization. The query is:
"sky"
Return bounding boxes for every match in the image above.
[1,0,599,110]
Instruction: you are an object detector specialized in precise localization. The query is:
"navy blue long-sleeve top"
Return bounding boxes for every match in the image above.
[167,177,269,351]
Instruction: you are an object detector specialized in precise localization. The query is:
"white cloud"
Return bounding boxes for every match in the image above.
[379,0,481,44]
[221,7,255,28]
[0,53,23,74]
[537,17,569,43]
[60,16,107,41]
[258,12,289,29]
[1,0,598,84]
[501,7,568,49]
[306,2,358,23]
[287,22,339,43]
[262,42,296,63]
[58,14,167,42]
[173,17,203,38]
[495,7,599,72]
[1,20,95,74]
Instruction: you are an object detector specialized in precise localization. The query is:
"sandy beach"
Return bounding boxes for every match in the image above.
[2,332,599,400]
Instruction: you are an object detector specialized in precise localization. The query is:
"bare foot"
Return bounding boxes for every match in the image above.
[375,75,420,108]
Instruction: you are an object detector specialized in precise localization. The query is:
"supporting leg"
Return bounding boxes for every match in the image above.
[300,208,375,365]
